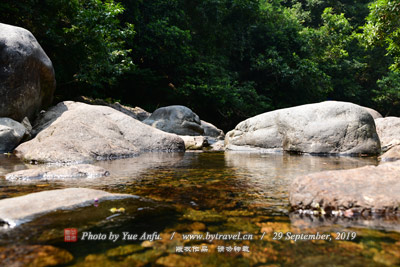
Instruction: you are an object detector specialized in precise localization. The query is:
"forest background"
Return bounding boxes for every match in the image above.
[1,0,399,130]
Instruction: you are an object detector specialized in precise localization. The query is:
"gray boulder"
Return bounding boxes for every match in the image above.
[5,164,109,181]
[289,161,400,214]
[0,188,134,227]
[362,106,382,119]
[375,117,400,152]
[0,118,27,152]
[225,101,381,155]
[0,23,56,122]
[144,105,204,136]
[201,120,225,139]
[15,101,185,164]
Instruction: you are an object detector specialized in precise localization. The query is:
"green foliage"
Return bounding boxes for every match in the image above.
[0,0,134,96]
[63,0,135,88]
[3,0,400,127]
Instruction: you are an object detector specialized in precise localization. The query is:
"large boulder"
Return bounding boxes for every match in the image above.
[225,101,381,155]
[0,188,134,227]
[144,105,204,136]
[15,101,185,164]
[375,117,400,152]
[289,161,400,214]
[0,118,27,152]
[0,23,56,122]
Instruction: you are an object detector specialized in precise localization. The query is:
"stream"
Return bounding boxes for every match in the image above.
[0,152,399,266]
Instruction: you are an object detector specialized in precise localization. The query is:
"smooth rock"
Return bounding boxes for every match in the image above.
[0,23,56,121]
[375,117,400,152]
[226,101,381,155]
[144,105,204,136]
[5,164,109,181]
[180,136,208,150]
[380,145,400,162]
[0,188,134,227]
[289,161,400,212]
[208,140,225,151]
[15,101,185,164]
[201,120,225,139]
[0,118,27,152]
[362,106,383,119]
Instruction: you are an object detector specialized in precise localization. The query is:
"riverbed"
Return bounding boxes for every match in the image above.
[1,152,399,266]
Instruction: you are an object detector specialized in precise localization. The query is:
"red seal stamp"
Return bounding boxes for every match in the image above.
[64,228,78,242]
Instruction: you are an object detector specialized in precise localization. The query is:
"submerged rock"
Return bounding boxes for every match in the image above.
[0,23,56,122]
[0,118,27,152]
[144,105,204,136]
[15,101,185,164]
[375,117,400,152]
[5,164,109,181]
[289,161,400,213]
[0,245,73,267]
[226,101,381,155]
[0,188,134,227]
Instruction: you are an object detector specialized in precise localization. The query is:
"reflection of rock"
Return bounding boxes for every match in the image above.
[0,23,56,122]
[144,105,204,136]
[289,161,400,212]
[375,117,400,152]
[226,101,380,155]
[0,155,27,177]
[380,145,400,162]
[0,118,27,152]
[362,106,382,119]
[5,164,109,181]
[225,152,377,208]
[0,188,134,227]
[15,101,185,164]
[0,245,73,267]
[290,213,400,232]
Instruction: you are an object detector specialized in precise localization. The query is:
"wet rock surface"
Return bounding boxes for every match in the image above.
[15,101,185,164]
[0,23,55,122]
[0,118,27,152]
[289,161,400,213]
[0,188,134,226]
[5,164,110,181]
[226,101,381,155]
[144,105,204,136]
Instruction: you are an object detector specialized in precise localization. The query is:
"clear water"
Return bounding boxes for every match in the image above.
[1,152,399,266]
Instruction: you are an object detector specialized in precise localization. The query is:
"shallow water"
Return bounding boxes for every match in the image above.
[1,152,400,266]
